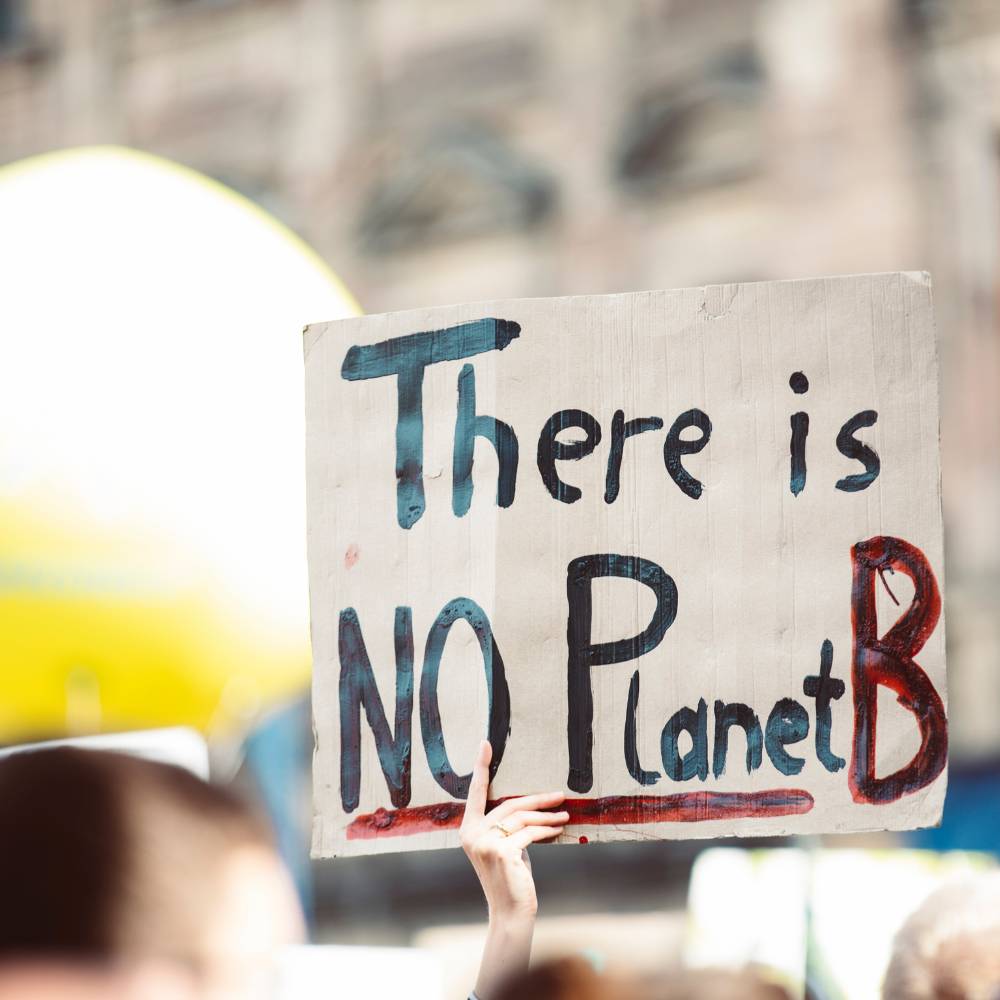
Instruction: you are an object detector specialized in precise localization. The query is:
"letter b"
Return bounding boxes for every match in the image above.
[849,536,947,803]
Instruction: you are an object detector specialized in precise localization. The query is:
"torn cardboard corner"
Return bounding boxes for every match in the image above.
[305,272,947,858]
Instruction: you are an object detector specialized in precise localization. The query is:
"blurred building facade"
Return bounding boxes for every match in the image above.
[2,0,1000,934]
[2,0,997,755]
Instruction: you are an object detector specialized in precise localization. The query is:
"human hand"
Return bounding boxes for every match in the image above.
[460,739,568,921]
[462,740,567,999]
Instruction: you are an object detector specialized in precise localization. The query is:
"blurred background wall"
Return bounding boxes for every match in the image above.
[1,0,998,971]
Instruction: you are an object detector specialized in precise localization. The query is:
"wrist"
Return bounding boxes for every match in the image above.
[488,906,535,929]
[477,909,534,1000]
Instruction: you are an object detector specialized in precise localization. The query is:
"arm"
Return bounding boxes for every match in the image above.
[460,740,568,1000]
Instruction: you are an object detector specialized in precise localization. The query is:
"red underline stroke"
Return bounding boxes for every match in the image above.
[346,789,815,840]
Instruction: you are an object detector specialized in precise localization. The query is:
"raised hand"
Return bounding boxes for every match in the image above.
[461,740,567,998]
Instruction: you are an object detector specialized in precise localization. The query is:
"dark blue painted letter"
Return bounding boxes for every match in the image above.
[566,554,678,792]
[452,363,519,516]
[624,670,662,785]
[712,701,763,777]
[341,318,521,528]
[537,410,602,504]
[789,371,809,496]
[803,639,846,772]
[661,699,709,781]
[663,409,712,499]
[835,410,880,492]
[420,598,511,798]
[339,607,414,812]
[605,410,664,504]
[765,698,810,775]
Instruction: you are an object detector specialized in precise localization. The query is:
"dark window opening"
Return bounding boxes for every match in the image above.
[615,45,766,197]
[0,0,23,47]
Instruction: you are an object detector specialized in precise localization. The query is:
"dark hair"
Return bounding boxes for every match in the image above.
[494,957,639,1000]
[494,958,794,1000]
[0,747,271,965]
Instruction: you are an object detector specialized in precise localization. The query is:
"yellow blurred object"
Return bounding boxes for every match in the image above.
[0,146,359,742]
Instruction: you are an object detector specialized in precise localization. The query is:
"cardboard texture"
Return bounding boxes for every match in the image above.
[306,272,947,858]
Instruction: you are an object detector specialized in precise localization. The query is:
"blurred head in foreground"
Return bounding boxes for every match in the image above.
[0,748,303,999]
[494,956,793,1000]
[882,874,1000,1000]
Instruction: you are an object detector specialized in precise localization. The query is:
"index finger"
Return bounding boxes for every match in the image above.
[463,739,492,821]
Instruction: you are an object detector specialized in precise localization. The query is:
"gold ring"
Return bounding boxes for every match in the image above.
[494,821,513,837]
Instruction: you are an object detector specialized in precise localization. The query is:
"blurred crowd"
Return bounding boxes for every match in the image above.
[0,743,1000,1000]
[0,746,998,1000]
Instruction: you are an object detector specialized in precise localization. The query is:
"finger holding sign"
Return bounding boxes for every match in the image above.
[487,809,569,832]
[486,791,567,822]
[462,740,567,1000]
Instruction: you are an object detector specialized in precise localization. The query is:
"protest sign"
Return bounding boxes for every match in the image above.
[306,272,947,857]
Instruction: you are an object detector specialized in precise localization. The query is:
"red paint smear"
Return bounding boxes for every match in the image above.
[344,544,360,569]
[346,789,814,840]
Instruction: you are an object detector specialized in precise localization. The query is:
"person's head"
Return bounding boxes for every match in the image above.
[0,747,304,999]
[493,956,793,1000]
[492,957,638,1000]
[882,874,1000,1000]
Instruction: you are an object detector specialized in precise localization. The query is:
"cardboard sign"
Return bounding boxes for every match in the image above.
[306,272,947,857]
